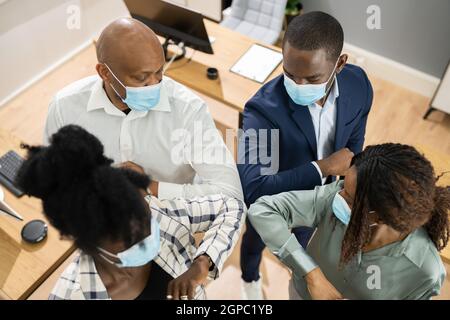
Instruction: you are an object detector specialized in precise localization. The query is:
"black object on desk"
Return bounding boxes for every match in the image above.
[0,150,25,198]
[207,67,219,80]
[21,220,48,244]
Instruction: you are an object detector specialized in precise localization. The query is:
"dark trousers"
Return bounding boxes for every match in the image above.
[240,219,314,282]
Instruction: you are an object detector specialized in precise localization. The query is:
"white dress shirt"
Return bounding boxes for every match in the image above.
[45,75,243,201]
[310,78,339,184]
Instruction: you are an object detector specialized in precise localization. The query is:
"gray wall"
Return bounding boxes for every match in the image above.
[301,0,450,78]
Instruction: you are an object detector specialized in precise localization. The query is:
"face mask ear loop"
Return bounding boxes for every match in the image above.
[97,247,122,265]
[324,56,341,95]
[98,252,118,265]
[368,210,379,228]
[104,63,127,100]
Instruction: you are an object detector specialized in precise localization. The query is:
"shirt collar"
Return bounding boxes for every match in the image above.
[86,76,172,116]
[362,228,430,268]
[319,76,339,107]
[76,252,110,300]
[396,228,431,267]
[331,76,340,100]
[305,77,339,109]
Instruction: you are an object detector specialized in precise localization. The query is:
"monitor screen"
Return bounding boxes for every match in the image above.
[124,0,213,54]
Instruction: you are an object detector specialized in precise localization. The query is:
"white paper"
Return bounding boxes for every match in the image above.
[230,44,283,83]
[0,186,23,221]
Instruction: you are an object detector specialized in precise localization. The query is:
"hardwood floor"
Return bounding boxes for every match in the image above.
[1,44,449,300]
[365,76,450,154]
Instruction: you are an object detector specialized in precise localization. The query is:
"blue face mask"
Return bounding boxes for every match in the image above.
[332,192,352,226]
[105,64,162,112]
[98,217,161,268]
[283,59,339,106]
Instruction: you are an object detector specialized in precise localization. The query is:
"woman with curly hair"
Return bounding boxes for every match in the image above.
[16,125,245,300]
[249,143,449,300]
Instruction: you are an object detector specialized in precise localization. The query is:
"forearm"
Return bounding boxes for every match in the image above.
[248,193,320,276]
[241,162,322,204]
[194,197,246,279]
[158,176,243,201]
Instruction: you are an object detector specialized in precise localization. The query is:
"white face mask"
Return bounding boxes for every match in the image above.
[332,192,352,225]
[97,217,160,268]
[332,191,379,228]
[104,64,162,112]
[284,56,340,106]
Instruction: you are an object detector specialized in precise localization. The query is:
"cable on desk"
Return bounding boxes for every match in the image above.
[165,50,197,72]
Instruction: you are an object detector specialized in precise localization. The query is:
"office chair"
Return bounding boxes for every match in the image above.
[220,0,287,46]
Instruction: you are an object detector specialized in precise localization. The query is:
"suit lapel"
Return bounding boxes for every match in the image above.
[334,95,350,151]
[289,100,318,158]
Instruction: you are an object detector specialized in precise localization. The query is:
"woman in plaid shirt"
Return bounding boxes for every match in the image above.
[16,125,245,300]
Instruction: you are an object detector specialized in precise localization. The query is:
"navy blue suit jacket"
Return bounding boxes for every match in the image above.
[238,64,373,206]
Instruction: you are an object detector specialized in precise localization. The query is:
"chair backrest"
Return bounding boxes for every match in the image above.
[229,0,287,32]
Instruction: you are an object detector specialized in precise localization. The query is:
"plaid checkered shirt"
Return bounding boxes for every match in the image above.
[48,194,245,300]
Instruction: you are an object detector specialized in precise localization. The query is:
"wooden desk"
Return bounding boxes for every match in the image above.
[165,20,283,115]
[416,145,450,263]
[0,129,74,300]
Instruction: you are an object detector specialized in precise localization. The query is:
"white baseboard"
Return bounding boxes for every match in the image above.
[0,39,93,108]
[343,42,440,98]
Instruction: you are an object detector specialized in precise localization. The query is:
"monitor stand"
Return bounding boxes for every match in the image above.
[162,37,186,62]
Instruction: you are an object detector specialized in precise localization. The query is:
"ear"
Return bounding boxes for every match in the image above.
[96,63,109,83]
[336,54,348,74]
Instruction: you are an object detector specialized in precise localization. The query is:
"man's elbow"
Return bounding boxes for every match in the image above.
[218,183,244,202]
[247,200,271,233]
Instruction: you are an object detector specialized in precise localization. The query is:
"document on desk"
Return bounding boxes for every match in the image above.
[0,186,23,221]
[230,44,283,83]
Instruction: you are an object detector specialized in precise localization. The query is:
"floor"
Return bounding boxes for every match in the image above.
[1,44,449,300]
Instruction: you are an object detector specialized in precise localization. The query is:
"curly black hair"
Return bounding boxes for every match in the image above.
[340,143,450,266]
[15,125,151,254]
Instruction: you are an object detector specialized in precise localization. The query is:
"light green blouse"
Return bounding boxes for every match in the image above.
[248,181,446,300]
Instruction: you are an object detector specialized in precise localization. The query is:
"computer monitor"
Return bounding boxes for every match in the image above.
[124,0,214,61]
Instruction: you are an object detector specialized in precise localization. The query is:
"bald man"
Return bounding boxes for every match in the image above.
[45,18,243,201]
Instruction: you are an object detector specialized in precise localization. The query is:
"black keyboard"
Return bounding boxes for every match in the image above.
[0,151,25,198]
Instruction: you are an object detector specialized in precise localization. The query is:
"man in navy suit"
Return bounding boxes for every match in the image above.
[238,12,373,299]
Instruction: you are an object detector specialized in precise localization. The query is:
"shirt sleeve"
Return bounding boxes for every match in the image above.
[44,96,64,145]
[403,262,446,300]
[248,182,341,277]
[158,100,243,201]
[48,254,84,300]
[169,194,246,280]
[311,161,325,185]
[405,278,444,300]
[238,101,323,205]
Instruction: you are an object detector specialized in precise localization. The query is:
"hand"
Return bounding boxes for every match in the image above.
[119,161,145,175]
[119,162,159,197]
[148,180,159,197]
[305,268,343,300]
[316,148,354,177]
[166,255,211,300]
